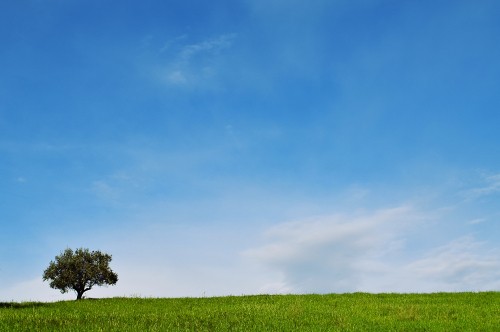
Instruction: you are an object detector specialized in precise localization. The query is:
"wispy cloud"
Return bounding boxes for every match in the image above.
[159,34,188,53]
[457,173,500,205]
[159,33,237,87]
[403,237,500,292]
[466,173,500,199]
[467,218,486,225]
[244,205,500,293]
[244,206,423,293]
[177,34,235,62]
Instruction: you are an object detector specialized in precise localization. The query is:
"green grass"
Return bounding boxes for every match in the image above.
[1,292,499,331]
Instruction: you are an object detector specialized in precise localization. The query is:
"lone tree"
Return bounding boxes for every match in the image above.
[43,248,118,300]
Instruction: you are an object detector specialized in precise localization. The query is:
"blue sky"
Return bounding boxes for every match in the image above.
[1,0,500,301]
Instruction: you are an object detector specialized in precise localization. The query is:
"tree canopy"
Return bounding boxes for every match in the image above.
[43,248,118,300]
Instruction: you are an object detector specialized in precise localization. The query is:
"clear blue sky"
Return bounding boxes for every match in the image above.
[1,0,500,300]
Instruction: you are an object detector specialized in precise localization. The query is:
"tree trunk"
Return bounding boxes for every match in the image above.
[76,290,84,300]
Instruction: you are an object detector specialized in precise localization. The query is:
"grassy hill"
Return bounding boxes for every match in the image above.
[1,292,499,331]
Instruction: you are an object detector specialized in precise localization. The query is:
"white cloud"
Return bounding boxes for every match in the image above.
[402,237,500,292]
[161,33,236,87]
[178,34,235,63]
[463,173,500,200]
[244,206,500,293]
[159,34,187,53]
[467,218,486,225]
[244,206,421,293]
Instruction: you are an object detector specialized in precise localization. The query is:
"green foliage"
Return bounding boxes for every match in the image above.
[1,293,499,331]
[42,248,118,300]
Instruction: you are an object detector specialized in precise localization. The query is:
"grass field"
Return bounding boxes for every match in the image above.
[1,292,499,331]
